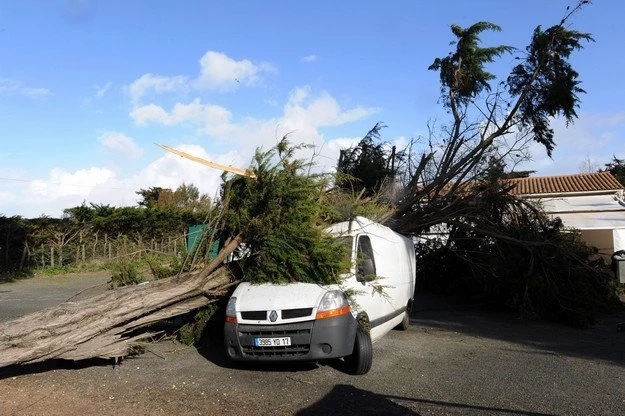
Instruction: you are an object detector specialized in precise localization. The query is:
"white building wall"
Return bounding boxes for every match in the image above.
[526,194,625,230]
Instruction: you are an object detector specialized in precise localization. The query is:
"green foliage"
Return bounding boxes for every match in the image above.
[221,139,350,284]
[32,262,105,276]
[0,215,28,274]
[136,186,166,208]
[146,256,176,280]
[507,24,593,156]
[336,123,401,197]
[137,183,211,212]
[63,202,210,240]
[109,257,144,288]
[0,269,32,283]
[321,190,392,224]
[415,170,622,327]
[1,183,213,278]
[602,155,625,186]
[500,170,535,179]
[146,253,187,280]
[178,302,221,345]
[429,21,513,105]
[426,3,593,159]
[395,4,616,328]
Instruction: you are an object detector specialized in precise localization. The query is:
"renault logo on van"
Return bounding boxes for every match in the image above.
[269,310,278,322]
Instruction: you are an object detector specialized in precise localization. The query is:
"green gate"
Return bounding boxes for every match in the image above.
[187,225,220,259]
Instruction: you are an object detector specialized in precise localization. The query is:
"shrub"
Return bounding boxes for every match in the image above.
[108,257,143,288]
[416,218,622,327]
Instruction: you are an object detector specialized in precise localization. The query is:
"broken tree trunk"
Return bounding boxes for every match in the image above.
[0,234,243,368]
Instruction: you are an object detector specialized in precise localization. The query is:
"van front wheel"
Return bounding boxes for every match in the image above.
[344,328,372,375]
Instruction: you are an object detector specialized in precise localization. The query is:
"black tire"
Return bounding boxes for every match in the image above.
[395,309,410,331]
[344,327,373,375]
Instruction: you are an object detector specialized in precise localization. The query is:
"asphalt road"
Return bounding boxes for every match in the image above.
[1,274,624,415]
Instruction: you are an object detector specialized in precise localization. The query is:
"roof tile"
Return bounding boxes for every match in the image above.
[507,172,623,195]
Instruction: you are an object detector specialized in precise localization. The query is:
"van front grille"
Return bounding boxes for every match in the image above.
[240,311,267,320]
[239,308,313,321]
[237,322,313,357]
[282,308,313,319]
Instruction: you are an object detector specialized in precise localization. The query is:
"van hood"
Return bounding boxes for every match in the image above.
[232,282,334,312]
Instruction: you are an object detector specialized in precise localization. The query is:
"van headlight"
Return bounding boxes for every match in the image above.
[315,290,351,320]
[225,296,237,323]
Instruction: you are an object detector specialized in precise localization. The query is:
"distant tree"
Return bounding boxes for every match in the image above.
[137,184,211,212]
[136,187,167,208]
[336,122,404,198]
[172,183,211,211]
[63,202,96,223]
[578,155,600,173]
[602,155,625,186]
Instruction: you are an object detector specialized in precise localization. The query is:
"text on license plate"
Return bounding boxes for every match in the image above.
[254,337,292,347]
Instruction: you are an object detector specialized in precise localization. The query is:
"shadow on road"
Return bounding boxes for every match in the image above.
[296,384,558,416]
[0,357,113,380]
[196,333,342,373]
[411,293,625,367]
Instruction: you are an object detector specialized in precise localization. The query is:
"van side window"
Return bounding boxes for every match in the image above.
[356,235,376,281]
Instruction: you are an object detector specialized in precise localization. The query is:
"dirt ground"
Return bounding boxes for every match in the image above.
[1,274,624,415]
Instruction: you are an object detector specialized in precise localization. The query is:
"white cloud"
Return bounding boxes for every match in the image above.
[128,73,188,104]
[1,149,238,217]
[99,132,144,159]
[127,51,274,104]
[2,167,119,217]
[194,51,274,91]
[131,87,379,156]
[41,167,116,198]
[300,54,317,63]
[130,99,234,137]
[95,82,113,98]
[0,78,50,98]
[124,86,380,196]
[3,81,380,217]
[281,86,379,129]
[517,112,625,176]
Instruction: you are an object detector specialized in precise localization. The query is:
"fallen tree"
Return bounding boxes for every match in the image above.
[0,140,347,368]
[0,234,242,367]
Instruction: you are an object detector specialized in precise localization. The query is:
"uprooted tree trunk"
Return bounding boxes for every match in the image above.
[0,234,243,368]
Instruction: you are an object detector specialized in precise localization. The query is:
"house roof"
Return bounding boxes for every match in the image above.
[507,172,623,195]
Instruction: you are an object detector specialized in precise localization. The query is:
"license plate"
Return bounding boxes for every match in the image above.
[254,337,292,347]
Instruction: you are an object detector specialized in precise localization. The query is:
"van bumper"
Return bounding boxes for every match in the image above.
[224,314,357,361]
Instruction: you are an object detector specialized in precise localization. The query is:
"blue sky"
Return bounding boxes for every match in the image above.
[1,0,624,218]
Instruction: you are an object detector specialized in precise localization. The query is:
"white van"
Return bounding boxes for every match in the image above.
[223,216,416,374]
